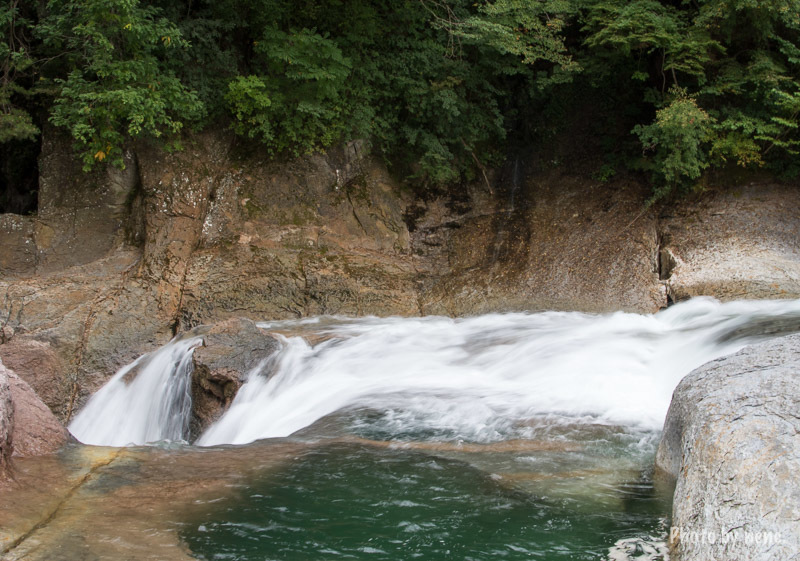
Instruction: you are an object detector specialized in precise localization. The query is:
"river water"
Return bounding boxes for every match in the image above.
[9,297,800,560]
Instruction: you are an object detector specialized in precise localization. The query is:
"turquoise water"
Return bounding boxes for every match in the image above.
[16,300,800,560]
[183,421,671,561]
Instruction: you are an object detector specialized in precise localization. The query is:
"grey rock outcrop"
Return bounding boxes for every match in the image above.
[656,334,800,561]
[190,318,279,439]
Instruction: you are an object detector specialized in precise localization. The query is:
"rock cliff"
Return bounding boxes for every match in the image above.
[2,129,800,421]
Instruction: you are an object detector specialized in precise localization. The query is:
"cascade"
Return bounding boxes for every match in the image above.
[68,297,800,448]
[69,334,203,446]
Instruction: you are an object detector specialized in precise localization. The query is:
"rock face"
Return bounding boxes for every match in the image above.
[661,183,800,302]
[190,318,279,438]
[35,127,140,275]
[413,171,665,314]
[656,334,800,561]
[0,358,69,464]
[0,364,12,475]
[2,127,800,421]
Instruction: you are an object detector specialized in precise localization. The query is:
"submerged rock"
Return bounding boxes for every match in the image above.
[190,318,279,440]
[656,334,800,561]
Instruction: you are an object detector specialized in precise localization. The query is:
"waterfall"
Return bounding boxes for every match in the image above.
[199,297,800,446]
[69,334,203,446]
[68,298,800,448]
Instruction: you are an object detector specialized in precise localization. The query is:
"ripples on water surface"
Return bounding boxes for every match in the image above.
[184,440,670,561]
[56,298,800,560]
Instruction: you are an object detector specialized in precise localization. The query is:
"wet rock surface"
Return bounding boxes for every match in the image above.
[190,318,279,439]
[656,334,800,561]
[2,128,800,422]
[0,441,306,560]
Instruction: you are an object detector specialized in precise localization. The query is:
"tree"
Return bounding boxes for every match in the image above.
[39,0,203,169]
[0,0,39,142]
[634,88,714,201]
[226,27,353,155]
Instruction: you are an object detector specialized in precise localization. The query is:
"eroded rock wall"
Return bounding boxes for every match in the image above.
[661,183,800,302]
[2,128,800,421]
[413,170,665,314]
[0,364,12,475]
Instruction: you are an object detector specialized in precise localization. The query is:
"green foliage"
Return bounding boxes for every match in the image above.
[6,0,800,198]
[40,0,203,169]
[226,75,272,136]
[579,0,800,195]
[459,0,577,70]
[0,106,38,142]
[634,89,714,201]
[1,0,40,142]
[226,27,352,155]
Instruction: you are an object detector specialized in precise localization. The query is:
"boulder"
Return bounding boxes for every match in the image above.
[190,318,279,440]
[0,338,65,416]
[0,358,69,462]
[656,334,800,560]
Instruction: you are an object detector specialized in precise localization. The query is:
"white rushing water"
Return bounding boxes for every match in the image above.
[69,335,202,446]
[69,297,800,447]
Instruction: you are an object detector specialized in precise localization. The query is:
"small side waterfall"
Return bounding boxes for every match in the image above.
[69,335,203,446]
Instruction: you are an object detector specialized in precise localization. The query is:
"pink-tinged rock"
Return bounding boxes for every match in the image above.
[0,358,69,459]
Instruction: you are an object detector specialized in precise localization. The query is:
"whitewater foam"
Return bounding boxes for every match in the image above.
[68,297,800,447]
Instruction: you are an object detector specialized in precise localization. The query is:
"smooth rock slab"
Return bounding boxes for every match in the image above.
[656,334,800,561]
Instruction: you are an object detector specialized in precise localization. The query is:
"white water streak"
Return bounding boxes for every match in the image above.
[69,336,202,446]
